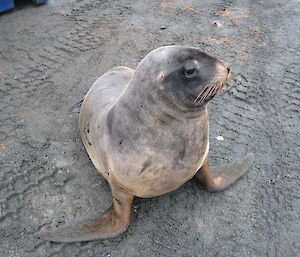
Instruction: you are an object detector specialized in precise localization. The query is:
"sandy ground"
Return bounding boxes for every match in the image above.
[0,0,299,256]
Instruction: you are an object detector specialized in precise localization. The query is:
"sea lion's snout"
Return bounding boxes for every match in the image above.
[189,56,230,106]
[219,61,231,85]
[216,60,230,78]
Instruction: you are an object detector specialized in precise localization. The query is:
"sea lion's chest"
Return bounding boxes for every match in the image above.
[106,117,209,197]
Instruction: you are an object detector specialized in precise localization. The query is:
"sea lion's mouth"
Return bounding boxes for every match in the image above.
[211,82,227,96]
[193,80,227,106]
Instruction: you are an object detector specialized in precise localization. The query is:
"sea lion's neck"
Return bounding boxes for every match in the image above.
[114,78,206,124]
[104,77,208,150]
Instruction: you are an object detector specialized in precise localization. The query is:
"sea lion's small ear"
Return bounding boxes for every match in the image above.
[158,72,165,81]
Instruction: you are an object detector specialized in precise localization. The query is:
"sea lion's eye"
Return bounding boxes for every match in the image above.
[184,68,197,78]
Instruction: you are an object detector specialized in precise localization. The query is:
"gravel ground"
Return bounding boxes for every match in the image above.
[0,0,299,256]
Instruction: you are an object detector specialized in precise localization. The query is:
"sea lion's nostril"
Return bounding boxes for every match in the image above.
[217,60,230,72]
[226,67,231,80]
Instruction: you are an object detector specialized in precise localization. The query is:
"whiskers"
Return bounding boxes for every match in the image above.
[193,76,225,106]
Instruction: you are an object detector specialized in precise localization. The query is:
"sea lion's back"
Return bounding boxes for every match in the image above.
[82,66,134,113]
[79,66,134,162]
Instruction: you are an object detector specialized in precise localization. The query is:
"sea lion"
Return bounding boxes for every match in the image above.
[38,45,254,242]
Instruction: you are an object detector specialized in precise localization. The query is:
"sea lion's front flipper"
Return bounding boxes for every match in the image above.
[195,153,255,192]
[38,187,134,243]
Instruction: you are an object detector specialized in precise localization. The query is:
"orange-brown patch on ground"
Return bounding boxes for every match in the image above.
[216,7,249,19]
[200,34,255,62]
[184,5,199,13]
[0,139,14,149]
[159,0,175,14]
[216,7,249,25]
[202,36,231,44]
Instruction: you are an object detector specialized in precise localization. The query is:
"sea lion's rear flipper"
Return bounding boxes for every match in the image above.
[37,188,134,243]
[195,153,255,192]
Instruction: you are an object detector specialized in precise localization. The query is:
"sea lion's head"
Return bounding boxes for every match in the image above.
[136,46,230,109]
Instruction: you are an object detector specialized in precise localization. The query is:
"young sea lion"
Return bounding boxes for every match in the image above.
[38,46,254,242]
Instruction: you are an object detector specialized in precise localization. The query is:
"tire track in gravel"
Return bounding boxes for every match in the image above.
[0,1,130,256]
[235,1,300,256]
